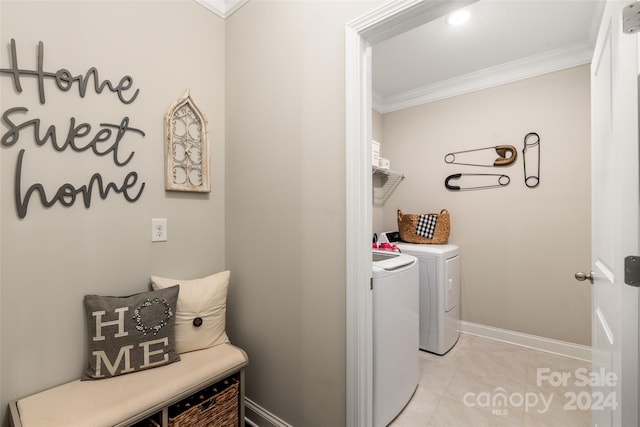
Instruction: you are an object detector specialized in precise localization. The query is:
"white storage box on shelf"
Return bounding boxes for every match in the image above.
[372,140,381,167]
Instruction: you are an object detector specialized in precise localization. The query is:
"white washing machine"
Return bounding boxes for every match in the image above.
[372,250,419,427]
[379,232,461,355]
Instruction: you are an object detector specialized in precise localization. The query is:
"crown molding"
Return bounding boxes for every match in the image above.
[195,0,248,19]
[374,41,593,114]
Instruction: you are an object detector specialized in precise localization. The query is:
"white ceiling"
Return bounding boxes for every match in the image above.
[372,0,605,113]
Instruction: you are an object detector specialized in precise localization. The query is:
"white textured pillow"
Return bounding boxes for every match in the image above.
[151,271,230,354]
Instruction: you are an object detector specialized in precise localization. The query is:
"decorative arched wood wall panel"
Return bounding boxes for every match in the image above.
[165,90,210,192]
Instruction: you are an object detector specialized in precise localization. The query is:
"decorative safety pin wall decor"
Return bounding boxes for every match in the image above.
[444,145,517,167]
[522,132,541,188]
[444,173,510,191]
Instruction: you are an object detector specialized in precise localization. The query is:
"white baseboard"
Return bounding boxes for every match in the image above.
[459,320,592,362]
[245,398,293,427]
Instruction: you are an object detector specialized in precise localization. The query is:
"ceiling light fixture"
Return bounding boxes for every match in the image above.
[446,9,471,26]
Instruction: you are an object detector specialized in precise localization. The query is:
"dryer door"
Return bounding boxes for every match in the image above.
[445,255,460,312]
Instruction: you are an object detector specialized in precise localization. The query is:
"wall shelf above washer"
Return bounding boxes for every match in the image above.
[373,166,405,206]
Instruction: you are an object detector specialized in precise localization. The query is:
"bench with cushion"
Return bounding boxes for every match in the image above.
[9,271,246,427]
[10,343,248,427]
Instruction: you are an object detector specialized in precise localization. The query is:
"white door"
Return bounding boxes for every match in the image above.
[589,1,639,426]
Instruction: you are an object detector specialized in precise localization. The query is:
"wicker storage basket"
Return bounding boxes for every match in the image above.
[397,209,450,244]
[168,376,239,427]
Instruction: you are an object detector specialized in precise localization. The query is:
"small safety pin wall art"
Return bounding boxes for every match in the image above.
[445,173,510,191]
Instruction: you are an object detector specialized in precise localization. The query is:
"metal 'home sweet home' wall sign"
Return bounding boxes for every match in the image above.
[0,39,146,219]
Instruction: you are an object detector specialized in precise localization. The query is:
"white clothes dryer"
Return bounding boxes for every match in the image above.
[379,232,461,355]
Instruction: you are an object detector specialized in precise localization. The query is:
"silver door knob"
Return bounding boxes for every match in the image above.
[575,271,594,284]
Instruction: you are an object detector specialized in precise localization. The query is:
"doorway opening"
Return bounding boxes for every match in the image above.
[345,1,598,424]
[345,3,477,425]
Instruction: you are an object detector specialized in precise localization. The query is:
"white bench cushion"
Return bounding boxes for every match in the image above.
[15,343,247,427]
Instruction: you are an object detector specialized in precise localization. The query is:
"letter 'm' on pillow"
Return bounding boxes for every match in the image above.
[151,271,230,354]
[82,286,180,380]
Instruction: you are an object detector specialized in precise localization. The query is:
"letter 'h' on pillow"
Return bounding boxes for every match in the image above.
[83,285,180,380]
[151,271,230,354]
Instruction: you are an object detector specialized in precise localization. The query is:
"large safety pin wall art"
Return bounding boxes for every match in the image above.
[443,132,540,191]
[0,39,146,219]
[444,145,517,167]
[522,132,541,188]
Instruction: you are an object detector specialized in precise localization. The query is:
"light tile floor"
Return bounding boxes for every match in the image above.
[390,333,592,427]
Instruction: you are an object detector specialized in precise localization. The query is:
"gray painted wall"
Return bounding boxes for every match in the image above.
[0,1,226,423]
[376,65,592,345]
[1,2,384,425]
[225,2,379,425]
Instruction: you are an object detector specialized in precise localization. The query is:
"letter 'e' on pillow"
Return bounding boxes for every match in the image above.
[82,285,180,380]
[151,271,230,354]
